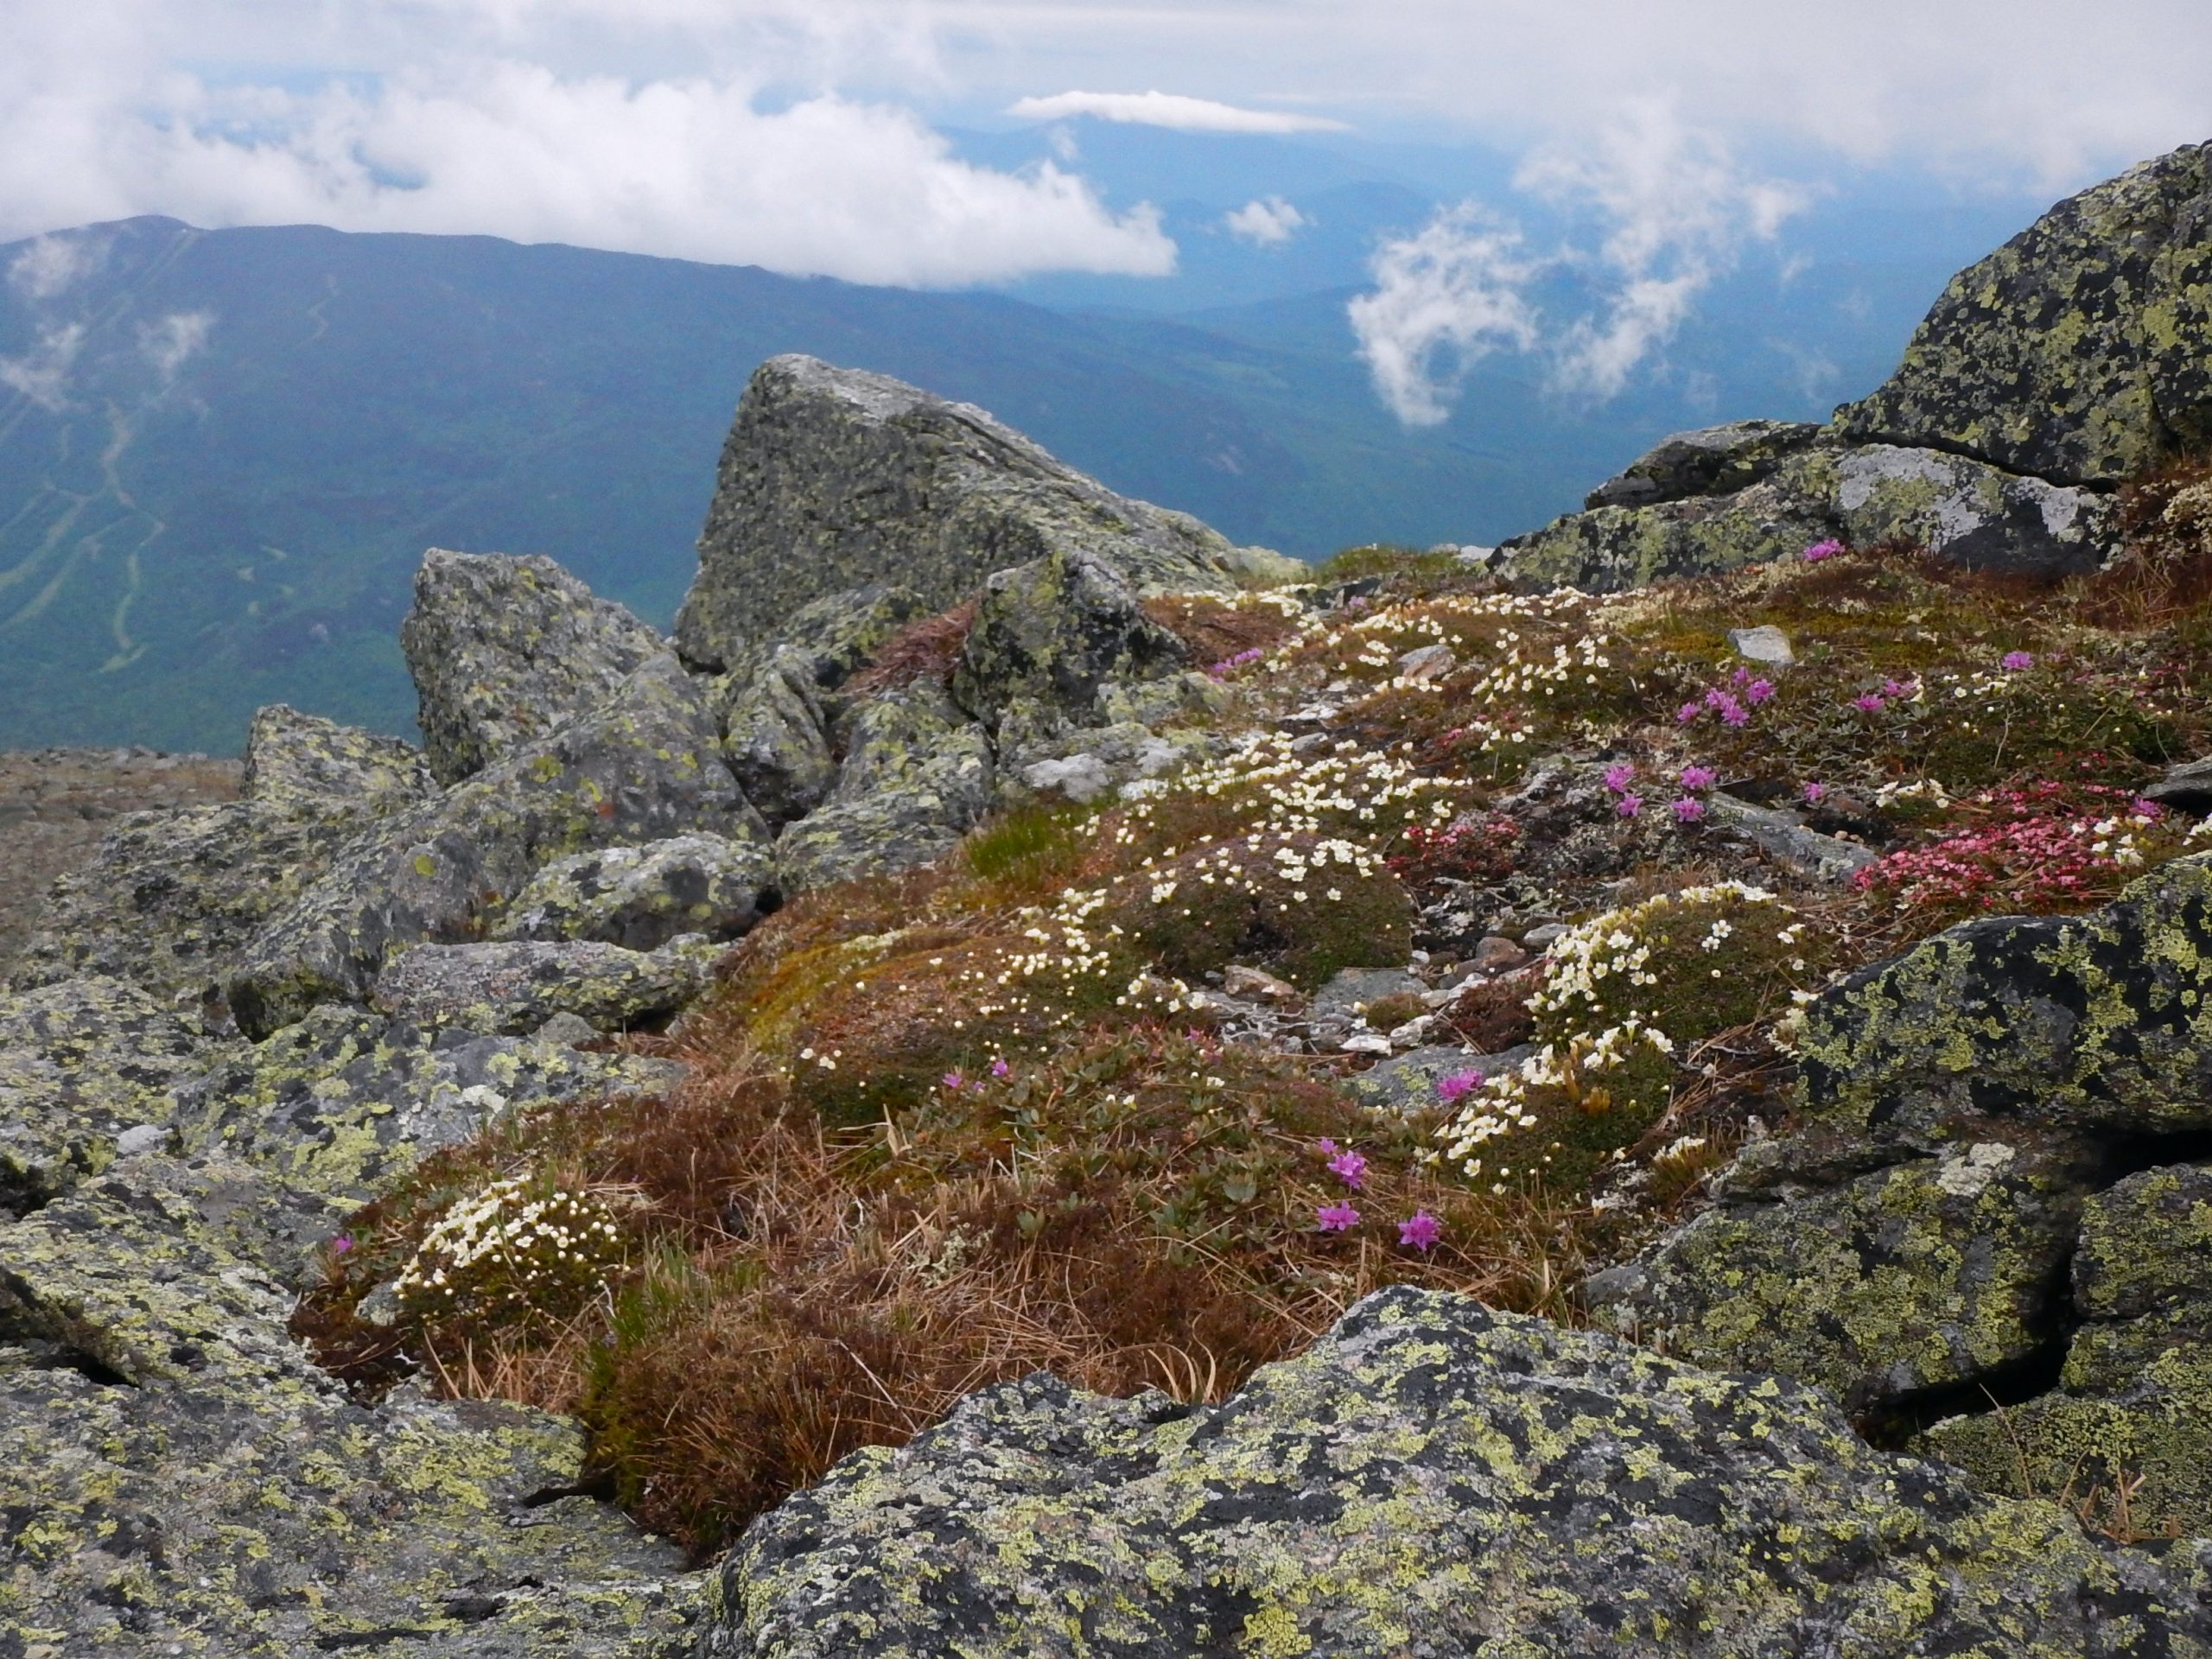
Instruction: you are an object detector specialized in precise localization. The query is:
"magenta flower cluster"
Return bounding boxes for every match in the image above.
[1435,1068,1486,1103]
[1312,1140,1444,1251]
[1676,669,1774,730]
[1802,538,1845,563]
[1603,760,1643,817]
[1205,646,1268,679]
[2001,651,2036,671]
[1851,676,1918,715]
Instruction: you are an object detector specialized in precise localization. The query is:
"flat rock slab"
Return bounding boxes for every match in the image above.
[372,939,714,1036]
[704,1286,2212,1658]
[0,1156,697,1656]
[171,1005,681,1229]
[0,976,208,1217]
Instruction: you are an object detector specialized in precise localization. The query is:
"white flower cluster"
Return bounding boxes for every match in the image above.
[1128,733,1464,841]
[392,1177,628,1323]
[1436,1022,1675,1187]
[2088,810,2161,868]
[1873,778,1953,809]
[1529,880,1784,1027]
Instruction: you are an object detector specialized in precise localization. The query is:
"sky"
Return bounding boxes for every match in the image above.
[3,0,2209,422]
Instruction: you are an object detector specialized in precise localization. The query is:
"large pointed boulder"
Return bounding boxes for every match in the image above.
[672,355,1299,672]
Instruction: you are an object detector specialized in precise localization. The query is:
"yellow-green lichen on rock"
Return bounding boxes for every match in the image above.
[1924,1163,2212,1533]
[1794,852,2212,1148]
[671,355,1299,674]
[0,976,207,1216]
[1837,142,2212,484]
[702,1286,2212,1657]
[226,654,766,1039]
[400,549,666,788]
[0,1155,700,1655]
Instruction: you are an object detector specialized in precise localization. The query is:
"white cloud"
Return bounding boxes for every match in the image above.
[1224,196,1306,245]
[139,310,214,379]
[0,6,1174,288]
[1350,108,1804,420]
[1524,105,1806,398]
[1007,90,1349,133]
[1347,206,1539,426]
[7,232,105,302]
[0,322,86,410]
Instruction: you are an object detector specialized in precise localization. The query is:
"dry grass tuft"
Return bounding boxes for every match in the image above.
[843,599,977,696]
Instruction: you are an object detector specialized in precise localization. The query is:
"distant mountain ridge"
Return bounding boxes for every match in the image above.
[0,191,2007,752]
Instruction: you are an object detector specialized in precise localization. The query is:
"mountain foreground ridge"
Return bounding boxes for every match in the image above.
[0,139,2210,1656]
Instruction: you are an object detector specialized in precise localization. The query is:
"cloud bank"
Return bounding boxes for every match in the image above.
[0,3,1174,287]
[1006,90,1349,134]
[1350,107,1806,423]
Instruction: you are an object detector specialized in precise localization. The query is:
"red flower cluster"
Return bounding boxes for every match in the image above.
[1386,813,1521,887]
[1853,782,2175,922]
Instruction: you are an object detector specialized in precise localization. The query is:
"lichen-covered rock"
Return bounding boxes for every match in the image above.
[1583,418,1824,509]
[1499,475,1839,593]
[721,646,837,825]
[950,549,1188,727]
[1587,1139,2088,1410]
[401,548,666,786]
[239,702,435,814]
[1793,851,2212,1153]
[672,355,1299,671]
[1838,142,2212,485]
[171,1005,680,1220]
[1594,857,2212,1520]
[773,682,995,891]
[0,1156,697,1656]
[713,582,928,710]
[702,1285,2212,1659]
[1825,443,2114,576]
[491,836,776,951]
[11,716,440,1011]
[226,655,764,1038]
[372,940,715,1036]
[0,976,206,1216]
[1923,1162,2212,1532]
[1501,442,2113,593]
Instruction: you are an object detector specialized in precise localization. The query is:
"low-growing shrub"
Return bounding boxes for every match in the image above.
[1436,882,1832,1197]
[1105,830,1414,990]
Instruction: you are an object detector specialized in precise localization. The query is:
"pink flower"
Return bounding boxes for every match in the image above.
[1744,678,1776,705]
[1603,762,1637,792]
[1327,1151,1369,1189]
[1436,1069,1486,1103]
[2133,798,2163,819]
[330,1235,353,1255]
[1676,702,1702,724]
[941,1071,965,1090]
[1719,699,1751,728]
[2002,651,2035,671]
[1316,1201,1362,1233]
[1679,764,1717,792]
[1315,1137,1339,1156]
[990,1058,1011,1078]
[1616,792,1644,818]
[1672,796,1707,823]
[1883,677,1916,700]
[1732,667,1752,687]
[1803,781,1827,804]
[1704,688,1732,710]
[1397,1211,1443,1251]
[1802,538,1844,562]
[1853,694,1886,714]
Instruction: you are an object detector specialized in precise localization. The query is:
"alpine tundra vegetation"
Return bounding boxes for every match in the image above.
[3,142,2212,1656]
